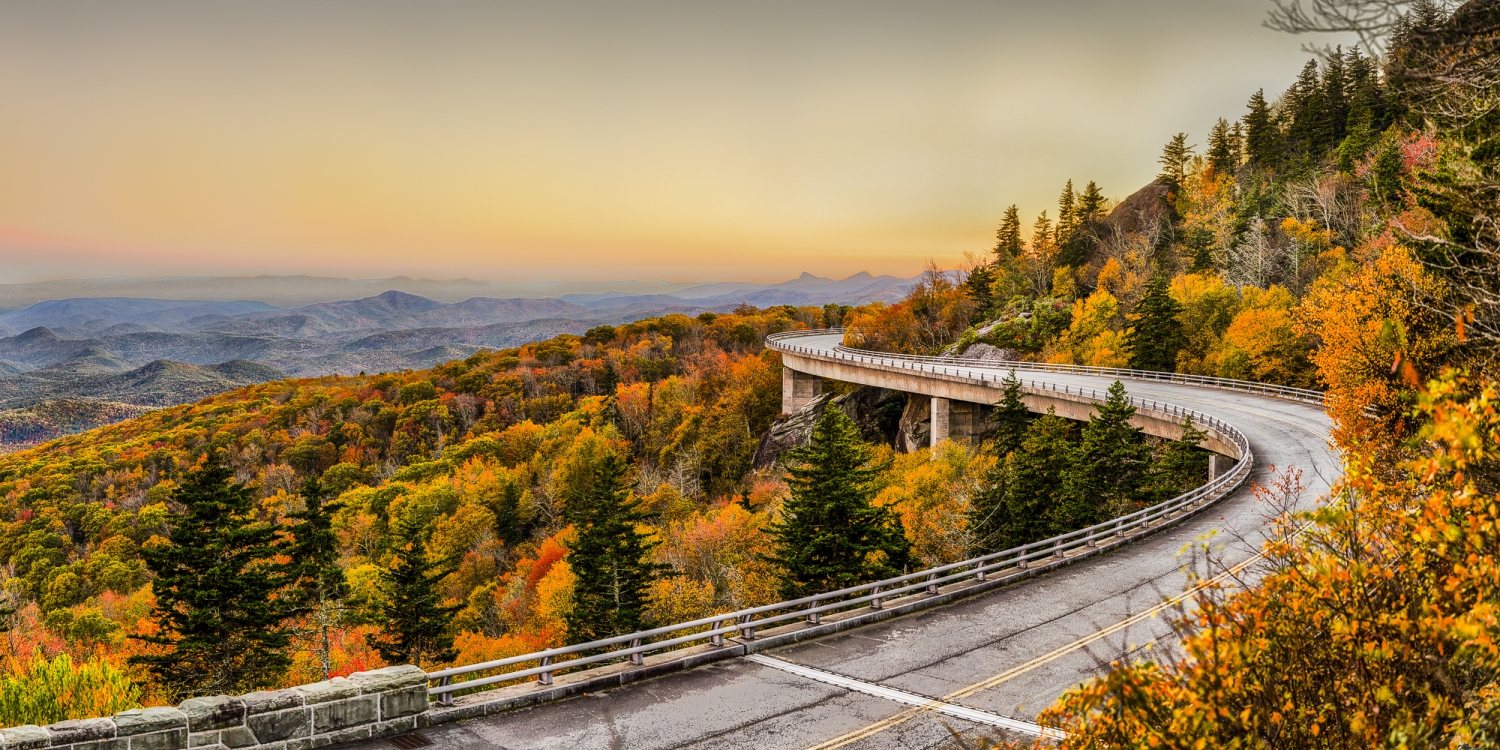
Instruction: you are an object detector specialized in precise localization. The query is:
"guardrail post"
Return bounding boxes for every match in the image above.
[973,562,986,581]
[710,620,725,647]
[437,676,453,707]
[738,613,756,641]
[870,586,884,610]
[1053,539,1063,558]
[1016,551,1027,570]
[926,572,938,595]
[805,603,821,624]
[538,656,553,686]
[629,638,644,666]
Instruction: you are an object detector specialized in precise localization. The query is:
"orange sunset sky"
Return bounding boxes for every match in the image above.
[0,1,1353,284]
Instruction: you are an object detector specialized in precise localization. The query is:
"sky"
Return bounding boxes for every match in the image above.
[0,1,1355,284]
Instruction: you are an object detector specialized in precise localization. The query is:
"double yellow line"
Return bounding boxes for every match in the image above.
[806,554,1260,749]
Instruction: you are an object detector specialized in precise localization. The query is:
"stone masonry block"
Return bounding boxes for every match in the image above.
[114,709,187,737]
[47,718,116,746]
[241,690,303,716]
[72,740,128,750]
[312,697,376,733]
[378,687,428,721]
[2,726,49,750]
[348,666,427,694]
[245,709,309,744]
[216,727,256,750]
[179,697,245,733]
[127,729,187,750]
[292,679,358,706]
[369,716,416,739]
[308,725,369,749]
[186,731,219,748]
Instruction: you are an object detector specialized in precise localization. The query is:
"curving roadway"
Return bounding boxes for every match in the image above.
[345,333,1339,750]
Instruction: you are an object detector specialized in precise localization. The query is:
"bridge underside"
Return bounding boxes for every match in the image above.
[781,352,1241,459]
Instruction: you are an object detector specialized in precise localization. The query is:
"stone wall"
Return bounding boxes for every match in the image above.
[0,666,429,750]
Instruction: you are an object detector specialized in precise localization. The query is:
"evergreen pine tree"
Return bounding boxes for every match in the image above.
[1207,118,1237,174]
[992,410,1076,549]
[1126,274,1186,372]
[1244,89,1281,168]
[1284,59,1326,163]
[563,452,668,645]
[1157,133,1195,189]
[1030,211,1053,253]
[1077,181,1107,225]
[988,372,1030,460]
[369,511,461,667]
[995,205,1024,258]
[962,262,997,322]
[1058,382,1152,531]
[1056,180,1078,246]
[969,373,1032,553]
[285,476,350,680]
[764,408,912,599]
[129,456,294,701]
[486,475,534,547]
[1150,415,1211,501]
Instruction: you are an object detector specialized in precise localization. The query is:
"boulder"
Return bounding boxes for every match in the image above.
[958,343,1019,363]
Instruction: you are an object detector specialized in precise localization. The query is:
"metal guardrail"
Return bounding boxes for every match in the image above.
[424,329,1263,705]
[767,327,1327,406]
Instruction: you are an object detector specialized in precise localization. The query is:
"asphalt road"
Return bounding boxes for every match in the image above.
[344,335,1339,750]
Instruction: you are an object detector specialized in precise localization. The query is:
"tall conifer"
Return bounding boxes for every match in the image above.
[764,408,912,599]
[1244,89,1280,168]
[1126,274,1186,372]
[995,206,1024,257]
[992,411,1076,549]
[1058,382,1152,529]
[1151,415,1211,500]
[970,373,1032,553]
[563,452,667,645]
[1077,181,1107,225]
[1207,118,1237,174]
[1056,180,1078,245]
[130,456,294,701]
[370,511,461,667]
[1158,133,1195,189]
[285,476,350,679]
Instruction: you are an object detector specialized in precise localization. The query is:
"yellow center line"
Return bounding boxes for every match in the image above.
[804,554,1261,750]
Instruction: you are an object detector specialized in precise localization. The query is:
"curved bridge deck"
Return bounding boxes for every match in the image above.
[341,333,1338,750]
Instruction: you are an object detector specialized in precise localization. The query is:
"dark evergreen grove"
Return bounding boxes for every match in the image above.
[369,510,461,668]
[765,407,913,600]
[129,456,295,701]
[562,451,668,645]
[1127,274,1186,372]
[969,381,1212,554]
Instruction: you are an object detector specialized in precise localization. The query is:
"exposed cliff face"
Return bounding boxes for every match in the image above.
[751,385,905,470]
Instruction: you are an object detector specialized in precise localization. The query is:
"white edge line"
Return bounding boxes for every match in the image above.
[745,654,1067,740]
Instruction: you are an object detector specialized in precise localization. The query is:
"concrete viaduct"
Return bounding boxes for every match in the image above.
[338,331,1337,750]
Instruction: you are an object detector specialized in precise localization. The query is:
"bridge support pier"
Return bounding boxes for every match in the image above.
[930,397,950,450]
[1208,454,1225,481]
[782,368,823,415]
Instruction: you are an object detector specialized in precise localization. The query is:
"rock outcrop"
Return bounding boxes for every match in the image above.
[751,385,905,470]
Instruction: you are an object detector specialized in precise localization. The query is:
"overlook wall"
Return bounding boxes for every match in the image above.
[0,666,429,750]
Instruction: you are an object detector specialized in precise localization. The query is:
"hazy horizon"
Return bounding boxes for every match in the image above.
[0,1,1354,284]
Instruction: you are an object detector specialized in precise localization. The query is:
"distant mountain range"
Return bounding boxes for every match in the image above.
[0,271,920,311]
[0,272,923,447]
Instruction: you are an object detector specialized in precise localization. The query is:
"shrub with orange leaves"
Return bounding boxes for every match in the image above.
[1036,371,1500,748]
[1295,242,1456,457]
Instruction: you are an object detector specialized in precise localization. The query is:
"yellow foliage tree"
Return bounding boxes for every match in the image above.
[1047,289,1129,367]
